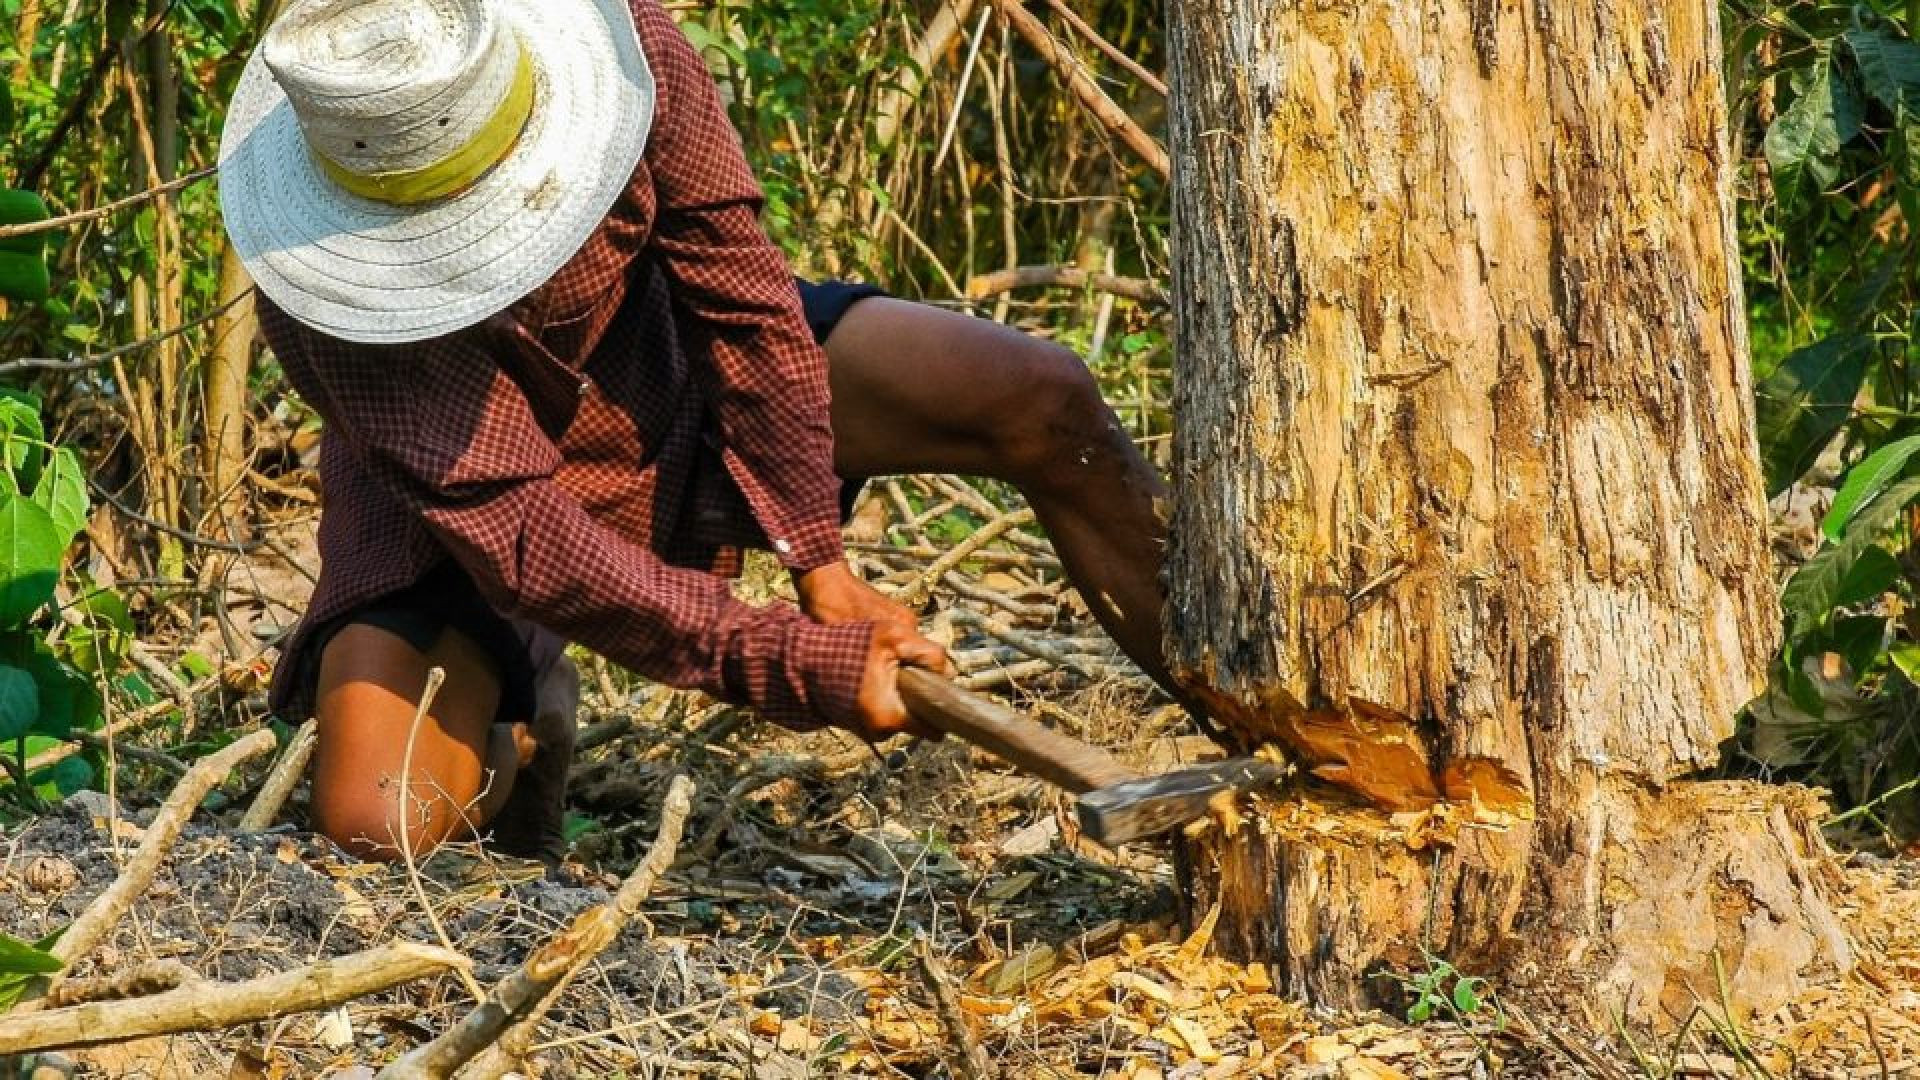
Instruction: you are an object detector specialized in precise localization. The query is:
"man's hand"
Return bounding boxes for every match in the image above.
[793,561,917,633]
[794,562,951,742]
[849,621,952,742]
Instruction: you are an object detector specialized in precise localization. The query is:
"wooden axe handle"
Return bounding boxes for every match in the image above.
[898,667,1137,793]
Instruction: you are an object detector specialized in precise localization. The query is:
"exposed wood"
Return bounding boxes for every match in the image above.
[1162,0,1847,1024]
[0,943,468,1055]
[898,668,1135,793]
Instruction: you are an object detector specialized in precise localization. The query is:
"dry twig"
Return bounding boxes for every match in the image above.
[898,508,1038,607]
[966,264,1166,306]
[383,774,698,1080]
[238,718,318,831]
[983,0,1168,177]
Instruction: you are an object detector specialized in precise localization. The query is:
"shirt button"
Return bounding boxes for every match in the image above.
[773,538,793,555]
[577,380,591,397]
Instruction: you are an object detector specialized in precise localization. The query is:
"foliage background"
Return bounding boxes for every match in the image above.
[0,0,1917,844]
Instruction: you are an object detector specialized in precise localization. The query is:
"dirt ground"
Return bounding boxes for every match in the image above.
[2,500,1916,1078]
[3,678,1918,1079]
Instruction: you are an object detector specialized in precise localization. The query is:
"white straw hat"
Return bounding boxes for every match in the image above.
[219,0,654,344]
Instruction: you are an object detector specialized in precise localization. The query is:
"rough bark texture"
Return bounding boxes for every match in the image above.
[1163,0,1850,1023]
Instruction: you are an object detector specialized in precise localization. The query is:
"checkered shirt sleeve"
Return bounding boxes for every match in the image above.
[645,14,849,572]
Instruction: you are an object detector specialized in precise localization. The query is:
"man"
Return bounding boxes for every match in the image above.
[223,0,1182,860]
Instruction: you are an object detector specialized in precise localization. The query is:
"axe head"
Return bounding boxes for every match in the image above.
[1074,758,1287,846]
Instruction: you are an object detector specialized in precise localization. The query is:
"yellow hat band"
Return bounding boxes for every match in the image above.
[314,48,535,207]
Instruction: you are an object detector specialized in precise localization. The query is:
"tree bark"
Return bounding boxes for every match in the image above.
[1163,0,1850,1025]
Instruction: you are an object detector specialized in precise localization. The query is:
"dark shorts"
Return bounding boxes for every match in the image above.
[313,278,886,724]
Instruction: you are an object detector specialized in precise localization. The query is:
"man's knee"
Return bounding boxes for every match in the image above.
[311,776,461,862]
[312,792,409,862]
[993,343,1118,486]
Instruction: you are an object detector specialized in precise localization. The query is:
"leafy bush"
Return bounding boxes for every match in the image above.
[0,390,108,808]
[1734,1,1920,839]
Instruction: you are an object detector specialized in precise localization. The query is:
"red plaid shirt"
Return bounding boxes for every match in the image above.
[258,0,869,731]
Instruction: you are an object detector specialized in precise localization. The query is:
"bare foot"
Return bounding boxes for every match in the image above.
[490,654,580,862]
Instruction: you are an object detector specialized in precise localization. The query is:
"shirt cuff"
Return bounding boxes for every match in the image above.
[721,609,872,731]
[766,513,847,575]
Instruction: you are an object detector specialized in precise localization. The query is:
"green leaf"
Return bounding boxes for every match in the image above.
[0,189,50,304]
[1830,615,1890,678]
[1831,545,1901,609]
[0,928,64,1011]
[1824,435,1920,540]
[1408,998,1433,1024]
[0,931,61,976]
[1782,475,1920,633]
[1452,976,1486,1015]
[30,755,91,800]
[23,649,97,740]
[1890,642,1920,683]
[1753,332,1876,496]
[1764,53,1862,205]
[0,494,63,625]
[0,663,38,742]
[0,392,46,497]
[30,447,86,545]
[1846,25,1920,112]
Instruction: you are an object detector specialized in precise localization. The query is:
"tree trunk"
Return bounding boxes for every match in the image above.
[1162,0,1851,1025]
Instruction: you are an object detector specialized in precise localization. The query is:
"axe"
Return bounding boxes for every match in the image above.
[897,667,1284,846]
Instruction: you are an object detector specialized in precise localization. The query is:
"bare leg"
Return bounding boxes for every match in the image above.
[310,623,574,861]
[823,298,1183,700]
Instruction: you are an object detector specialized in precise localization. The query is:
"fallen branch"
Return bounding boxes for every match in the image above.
[965,264,1166,306]
[35,729,278,1005]
[956,658,1058,692]
[381,774,698,1080]
[948,608,1097,679]
[238,718,318,831]
[898,508,1038,608]
[45,961,199,1007]
[983,0,1168,177]
[0,942,468,1055]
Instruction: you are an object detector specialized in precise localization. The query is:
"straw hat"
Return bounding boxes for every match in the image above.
[219,0,653,344]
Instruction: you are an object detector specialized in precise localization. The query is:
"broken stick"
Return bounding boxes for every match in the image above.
[238,718,318,831]
[381,773,697,1080]
[0,942,467,1055]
